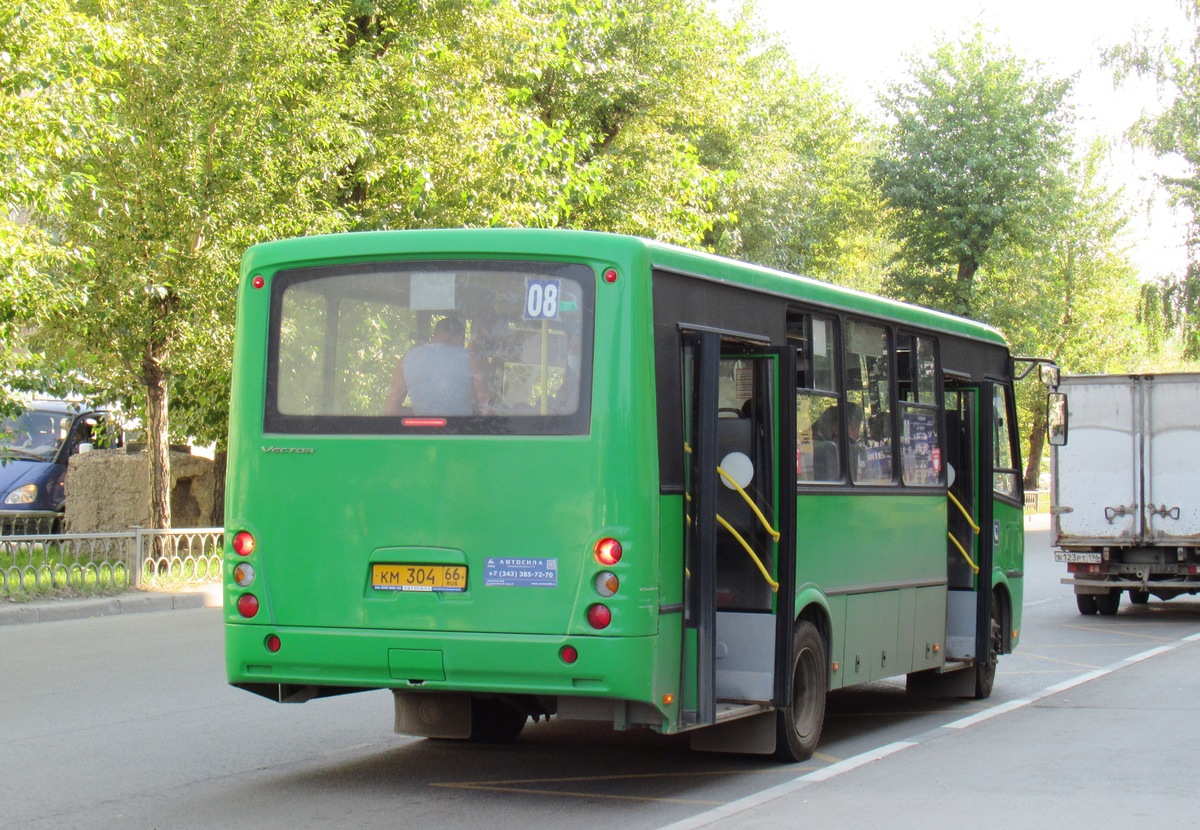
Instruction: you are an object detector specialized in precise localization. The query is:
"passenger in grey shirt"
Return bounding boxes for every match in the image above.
[385,317,485,415]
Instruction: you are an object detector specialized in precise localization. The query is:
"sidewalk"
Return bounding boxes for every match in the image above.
[668,633,1200,829]
[0,583,221,625]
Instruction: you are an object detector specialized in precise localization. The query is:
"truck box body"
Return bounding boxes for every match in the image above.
[1052,373,1200,613]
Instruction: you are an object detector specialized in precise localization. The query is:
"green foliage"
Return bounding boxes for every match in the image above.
[0,0,130,411]
[874,26,1074,316]
[25,0,373,449]
[1107,0,1200,358]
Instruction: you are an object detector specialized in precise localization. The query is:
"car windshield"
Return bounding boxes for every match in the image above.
[0,409,70,460]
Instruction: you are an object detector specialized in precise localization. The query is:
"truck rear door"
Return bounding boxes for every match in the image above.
[1053,377,1140,545]
[1145,375,1200,544]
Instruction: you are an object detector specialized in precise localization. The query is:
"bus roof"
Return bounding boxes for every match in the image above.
[242,228,1009,348]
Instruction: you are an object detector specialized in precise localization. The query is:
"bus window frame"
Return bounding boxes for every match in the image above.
[262,258,596,437]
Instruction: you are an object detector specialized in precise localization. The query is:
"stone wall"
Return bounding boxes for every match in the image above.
[64,448,220,532]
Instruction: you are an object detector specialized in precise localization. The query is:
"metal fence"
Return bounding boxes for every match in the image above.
[1024,490,1049,513]
[1,519,223,598]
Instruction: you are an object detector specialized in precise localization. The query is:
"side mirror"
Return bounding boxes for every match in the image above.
[1047,392,1068,446]
[1039,364,1060,388]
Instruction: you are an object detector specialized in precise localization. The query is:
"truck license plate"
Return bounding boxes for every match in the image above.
[1054,551,1102,563]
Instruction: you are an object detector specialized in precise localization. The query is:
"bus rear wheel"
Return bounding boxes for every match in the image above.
[974,596,1002,700]
[774,621,827,762]
[469,697,527,744]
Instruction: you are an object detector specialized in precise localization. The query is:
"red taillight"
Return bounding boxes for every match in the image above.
[265,634,281,653]
[402,418,448,428]
[233,531,255,556]
[252,275,265,289]
[560,645,578,664]
[586,604,612,630]
[594,538,622,566]
[603,268,618,284]
[236,593,259,618]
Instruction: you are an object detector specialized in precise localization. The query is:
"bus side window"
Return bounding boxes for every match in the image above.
[790,311,842,483]
[846,320,894,484]
[897,333,941,486]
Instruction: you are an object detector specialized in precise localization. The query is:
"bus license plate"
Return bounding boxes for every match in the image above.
[371,564,467,592]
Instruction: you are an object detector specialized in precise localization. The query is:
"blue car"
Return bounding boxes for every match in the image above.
[0,401,121,532]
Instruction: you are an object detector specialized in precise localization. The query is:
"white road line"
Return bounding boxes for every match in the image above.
[658,632,1199,830]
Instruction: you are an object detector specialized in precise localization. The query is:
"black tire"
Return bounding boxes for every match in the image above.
[1096,589,1121,616]
[1076,594,1098,615]
[1129,589,1150,605]
[469,697,527,744]
[774,620,828,762]
[974,594,1001,700]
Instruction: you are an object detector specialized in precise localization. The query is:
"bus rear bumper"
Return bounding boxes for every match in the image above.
[225,623,667,711]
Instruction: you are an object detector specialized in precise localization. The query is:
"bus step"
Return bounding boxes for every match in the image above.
[713,702,772,722]
[940,659,974,673]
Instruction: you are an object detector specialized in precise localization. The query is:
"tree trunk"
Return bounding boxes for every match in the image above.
[144,344,172,531]
[212,449,227,525]
[954,257,979,317]
[1023,413,1046,492]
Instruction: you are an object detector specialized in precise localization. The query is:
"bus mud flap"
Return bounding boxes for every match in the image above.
[689,710,776,755]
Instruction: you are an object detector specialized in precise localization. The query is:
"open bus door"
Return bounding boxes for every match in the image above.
[911,380,1000,698]
[678,328,798,754]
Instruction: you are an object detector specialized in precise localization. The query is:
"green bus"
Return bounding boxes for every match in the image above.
[224,229,1026,761]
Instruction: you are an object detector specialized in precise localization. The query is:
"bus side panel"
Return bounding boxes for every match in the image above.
[795,492,945,690]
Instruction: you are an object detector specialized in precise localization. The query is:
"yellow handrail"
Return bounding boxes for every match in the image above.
[683,443,780,592]
[717,465,781,542]
[716,515,780,592]
[947,532,980,574]
[947,491,981,535]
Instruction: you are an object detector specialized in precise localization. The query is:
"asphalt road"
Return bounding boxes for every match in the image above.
[3,519,1199,829]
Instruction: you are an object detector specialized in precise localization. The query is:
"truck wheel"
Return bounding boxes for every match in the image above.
[1076,594,1098,615]
[774,620,827,762]
[1095,589,1120,616]
[1129,590,1150,605]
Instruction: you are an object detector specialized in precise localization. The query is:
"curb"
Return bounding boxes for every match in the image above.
[0,585,221,626]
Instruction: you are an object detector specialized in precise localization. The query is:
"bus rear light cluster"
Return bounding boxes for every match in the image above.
[588,537,624,629]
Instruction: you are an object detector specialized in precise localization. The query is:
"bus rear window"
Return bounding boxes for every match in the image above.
[264,260,594,435]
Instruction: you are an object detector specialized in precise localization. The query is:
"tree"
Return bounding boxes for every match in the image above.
[704,19,889,291]
[977,141,1153,488]
[25,0,371,527]
[1107,0,1200,359]
[0,0,128,416]
[873,27,1074,317]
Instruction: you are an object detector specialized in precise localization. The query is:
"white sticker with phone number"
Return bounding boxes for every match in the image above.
[484,557,558,587]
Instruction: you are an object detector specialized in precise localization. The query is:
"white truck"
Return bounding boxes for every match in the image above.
[1050,373,1200,615]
